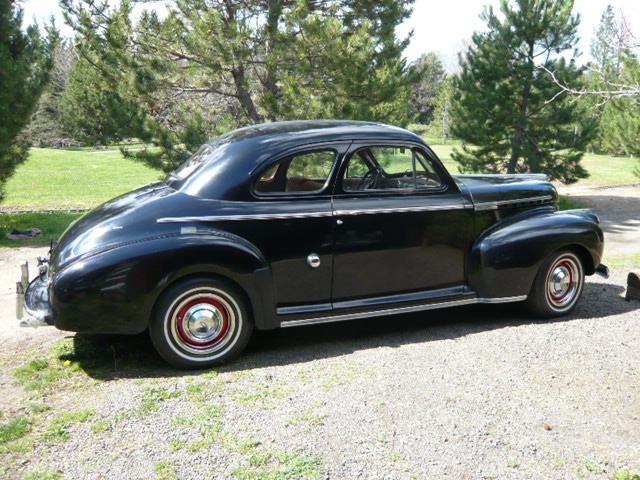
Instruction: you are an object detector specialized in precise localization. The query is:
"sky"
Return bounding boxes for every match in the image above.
[21,0,640,72]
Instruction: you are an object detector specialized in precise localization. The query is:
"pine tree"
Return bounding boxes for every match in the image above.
[410,52,446,124]
[26,41,75,147]
[591,5,620,79]
[61,0,415,172]
[429,77,454,143]
[0,0,56,199]
[450,0,595,184]
[60,56,144,146]
[606,52,640,158]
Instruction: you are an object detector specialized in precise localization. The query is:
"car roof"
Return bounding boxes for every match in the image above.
[207,120,423,149]
[176,121,426,200]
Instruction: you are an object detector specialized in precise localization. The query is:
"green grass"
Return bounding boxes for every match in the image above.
[605,252,640,269]
[579,152,638,186]
[425,140,638,185]
[0,416,31,445]
[155,460,178,480]
[614,469,640,480]
[0,211,82,247]
[558,196,583,210]
[14,359,68,394]
[43,410,95,444]
[23,470,63,480]
[2,147,161,211]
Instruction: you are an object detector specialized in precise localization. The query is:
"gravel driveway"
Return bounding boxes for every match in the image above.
[1,188,639,480]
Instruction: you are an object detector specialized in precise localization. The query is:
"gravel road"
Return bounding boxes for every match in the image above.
[1,187,639,479]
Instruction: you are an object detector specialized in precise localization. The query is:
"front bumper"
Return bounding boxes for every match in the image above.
[16,260,54,328]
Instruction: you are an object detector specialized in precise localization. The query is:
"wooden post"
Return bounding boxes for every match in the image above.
[626,272,640,301]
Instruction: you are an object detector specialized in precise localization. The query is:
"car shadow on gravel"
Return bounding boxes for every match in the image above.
[63,281,636,380]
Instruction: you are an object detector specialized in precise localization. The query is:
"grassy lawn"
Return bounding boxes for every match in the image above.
[578,152,638,186]
[2,148,162,211]
[0,212,82,248]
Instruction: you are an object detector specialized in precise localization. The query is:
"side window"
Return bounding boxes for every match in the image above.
[343,146,442,192]
[413,149,443,189]
[255,150,336,195]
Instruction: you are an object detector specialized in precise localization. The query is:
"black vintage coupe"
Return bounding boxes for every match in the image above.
[17,121,608,368]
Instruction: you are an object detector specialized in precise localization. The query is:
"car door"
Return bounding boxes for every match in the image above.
[331,142,474,305]
[231,142,349,314]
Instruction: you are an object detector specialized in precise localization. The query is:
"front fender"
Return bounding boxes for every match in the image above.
[468,208,604,299]
[51,231,275,334]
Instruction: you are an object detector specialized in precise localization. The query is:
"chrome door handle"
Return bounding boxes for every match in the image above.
[307,253,321,268]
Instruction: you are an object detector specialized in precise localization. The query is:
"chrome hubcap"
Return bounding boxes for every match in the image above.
[184,303,224,342]
[168,290,237,355]
[545,255,582,310]
[550,266,571,298]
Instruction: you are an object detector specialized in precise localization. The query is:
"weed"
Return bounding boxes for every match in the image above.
[584,459,606,474]
[0,416,31,445]
[286,409,327,429]
[155,460,178,480]
[43,409,95,444]
[23,469,63,480]
[233,452,323,480]
[138,387,182,414]
[14,359,66,394]
[614,469,640,480]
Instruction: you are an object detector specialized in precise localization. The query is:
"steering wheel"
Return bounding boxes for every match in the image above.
[357,169,379,190]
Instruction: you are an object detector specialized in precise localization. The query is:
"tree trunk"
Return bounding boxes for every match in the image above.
[263,0,282,122]
[508,40,535,173]
[232,66,262,124]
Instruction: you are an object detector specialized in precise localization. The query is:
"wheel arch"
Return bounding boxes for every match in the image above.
[468,209,604,299]
[51,232,277,335]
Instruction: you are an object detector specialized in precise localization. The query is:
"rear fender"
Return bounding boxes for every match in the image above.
[468,208,604,299]
[52,230,276,334]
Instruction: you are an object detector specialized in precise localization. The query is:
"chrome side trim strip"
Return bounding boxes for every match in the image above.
[280,295,527,328]
[473,195,553,211]
[334,204,471,216]
[158,204,472,223]
[158,212,333,223]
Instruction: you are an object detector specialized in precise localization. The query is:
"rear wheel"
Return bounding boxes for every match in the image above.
[149,277,252,368]
[526,250,584,318]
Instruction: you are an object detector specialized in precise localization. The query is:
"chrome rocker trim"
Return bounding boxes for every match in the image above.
[280,295,528,328]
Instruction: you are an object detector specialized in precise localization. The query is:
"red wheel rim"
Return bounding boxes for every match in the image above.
[545,255,582,310]
[174,297,230,349]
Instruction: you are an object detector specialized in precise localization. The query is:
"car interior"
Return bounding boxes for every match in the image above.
[254,146,442,195]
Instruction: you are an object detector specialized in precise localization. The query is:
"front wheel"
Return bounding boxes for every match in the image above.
[149,277,253,368]
[526,251,585,318]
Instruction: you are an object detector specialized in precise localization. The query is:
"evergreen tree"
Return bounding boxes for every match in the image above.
[26,41,75,147]
[0,0,56,199]
[61,56,144,146]
[591,5,620,79]
[450,0,595,184]
[429,77,454,143]
[62,0,415,172]
[606,52,640,157]
[410,52,446,124]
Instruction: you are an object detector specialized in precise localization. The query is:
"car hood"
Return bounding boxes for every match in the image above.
[453,174,558,207]
[50,182,178,269]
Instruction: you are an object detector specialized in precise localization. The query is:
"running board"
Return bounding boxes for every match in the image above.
[280,295,527,328]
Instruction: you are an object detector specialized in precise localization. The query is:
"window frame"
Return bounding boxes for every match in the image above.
[338,143,449,196]
[251,146,342,199]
